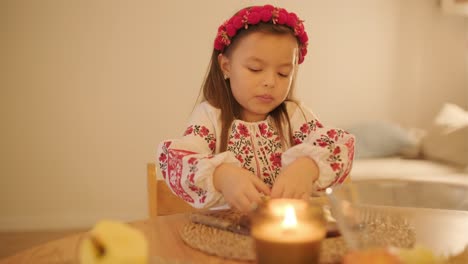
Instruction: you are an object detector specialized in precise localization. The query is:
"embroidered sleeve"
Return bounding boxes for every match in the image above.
[156,103,240,209]
[282,102,355,191]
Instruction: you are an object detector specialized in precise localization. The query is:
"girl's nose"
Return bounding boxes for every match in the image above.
[262,72,276,88]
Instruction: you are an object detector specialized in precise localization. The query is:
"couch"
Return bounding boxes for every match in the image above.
[347,103,468,183]
[352,156,467,183]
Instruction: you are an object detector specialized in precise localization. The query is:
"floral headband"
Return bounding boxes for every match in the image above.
[214,5,309,64]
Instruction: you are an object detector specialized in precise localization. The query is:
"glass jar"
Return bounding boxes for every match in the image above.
[250,198,327,264]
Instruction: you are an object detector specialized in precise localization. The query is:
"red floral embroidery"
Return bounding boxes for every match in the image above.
[187,157,202,193]
[237,123,250,137]
[315,129,353,190]
[330,162,341,171]
[337,136,355,183]
[184,126,193,135]
[158,141,172,179]
[228,123,255,170]
[333,146,341,155]
[269,153,282,167]
[209,141,216,151]
[291,120,354,191]
[184,125,216,152]
[227,121,282,187]
[300,123,309,133]
[327,129,338,141]
[166,148,197,203]
[159,153,167,163]
[158,113,354,206]
[200,195,207,203]
[316,130,347,175]
[236,154,244,163]
[199,126,209,136]
[259,123,268,136]
[317,140,328,147]
[157,141,208,205]
[293,119,322,144]
[188,173,195,183]
[242,146,250,154]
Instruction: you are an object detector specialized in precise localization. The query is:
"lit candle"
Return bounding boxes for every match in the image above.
[250,199,326,264]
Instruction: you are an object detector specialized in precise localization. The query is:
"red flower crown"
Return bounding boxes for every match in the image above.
[214,5,309,64]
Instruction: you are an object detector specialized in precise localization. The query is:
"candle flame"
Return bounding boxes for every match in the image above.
[281,205,297,229]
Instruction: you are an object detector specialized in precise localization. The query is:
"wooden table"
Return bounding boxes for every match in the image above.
[0,214,250,264]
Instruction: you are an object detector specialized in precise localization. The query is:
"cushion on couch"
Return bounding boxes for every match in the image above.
[346,120,422,159]
[421,103,468,167]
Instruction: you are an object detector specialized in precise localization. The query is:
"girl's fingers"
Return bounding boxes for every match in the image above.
[251,175,271,196]
[245,188,262,206]
[282,188,295,198]
[293,191,305,199]
[234,194,253,213]
[270,182,284,198]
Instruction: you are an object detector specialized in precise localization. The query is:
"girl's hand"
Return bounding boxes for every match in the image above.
[213,163,271,213]
[271,157,319,200]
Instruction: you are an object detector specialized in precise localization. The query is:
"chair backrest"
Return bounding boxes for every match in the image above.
[147,163,198,218]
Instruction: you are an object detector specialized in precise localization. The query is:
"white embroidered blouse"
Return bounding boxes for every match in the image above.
[156,101,355,209]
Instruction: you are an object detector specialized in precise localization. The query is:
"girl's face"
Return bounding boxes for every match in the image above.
[219,32,298,122]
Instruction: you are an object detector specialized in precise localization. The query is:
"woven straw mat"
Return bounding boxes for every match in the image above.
[179,210,347,264]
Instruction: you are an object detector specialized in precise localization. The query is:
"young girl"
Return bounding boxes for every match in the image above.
[157,5,355,213]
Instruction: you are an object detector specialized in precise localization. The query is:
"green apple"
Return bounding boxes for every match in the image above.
[79,220,148,264]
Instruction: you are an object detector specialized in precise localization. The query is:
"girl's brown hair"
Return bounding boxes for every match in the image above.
[200,22,300,152]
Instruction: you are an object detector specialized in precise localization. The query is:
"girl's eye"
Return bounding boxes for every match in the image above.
[248,68,261,72]
[278,72,290,77]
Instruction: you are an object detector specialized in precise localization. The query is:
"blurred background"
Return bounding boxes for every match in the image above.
[1,0,467,232]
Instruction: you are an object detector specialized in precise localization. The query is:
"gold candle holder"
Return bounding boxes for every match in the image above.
[250,199,326,264]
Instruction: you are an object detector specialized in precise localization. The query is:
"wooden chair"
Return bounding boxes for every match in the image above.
[147,163,198,218]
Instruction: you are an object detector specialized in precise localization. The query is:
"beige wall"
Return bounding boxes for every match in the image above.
[391,0,468,127]
[1,0,467,230]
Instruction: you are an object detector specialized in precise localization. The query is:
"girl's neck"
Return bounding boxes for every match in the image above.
[239,112,268,123]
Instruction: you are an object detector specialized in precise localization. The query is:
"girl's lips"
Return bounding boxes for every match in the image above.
[256,95,274,103]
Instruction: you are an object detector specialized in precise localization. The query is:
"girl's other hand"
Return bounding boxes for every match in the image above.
[213,163,271,213]
[271,157,319,200]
